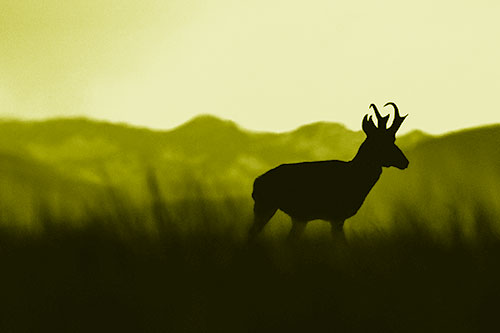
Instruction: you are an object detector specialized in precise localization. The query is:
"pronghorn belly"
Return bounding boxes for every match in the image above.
[276,190,366,222]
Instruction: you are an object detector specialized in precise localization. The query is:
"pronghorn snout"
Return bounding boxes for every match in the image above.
[396,155,409,170]
[400,159,409,170]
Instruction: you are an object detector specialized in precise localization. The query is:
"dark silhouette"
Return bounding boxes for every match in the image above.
[250,102,409,241]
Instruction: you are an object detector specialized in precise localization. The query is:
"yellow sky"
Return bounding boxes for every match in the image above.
[0,0,499,134]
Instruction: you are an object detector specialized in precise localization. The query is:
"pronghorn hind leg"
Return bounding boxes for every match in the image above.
[249,201,277,241]
[329,220,346,243]
[287,218,307,241]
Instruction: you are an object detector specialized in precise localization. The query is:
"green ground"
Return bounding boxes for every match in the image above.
[0,180,499,332]
[0,118,499,331]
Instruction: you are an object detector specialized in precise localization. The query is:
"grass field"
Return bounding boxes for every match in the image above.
[0,175,499,333]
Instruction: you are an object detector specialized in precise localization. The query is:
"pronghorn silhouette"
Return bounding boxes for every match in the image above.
[250,102,408,241]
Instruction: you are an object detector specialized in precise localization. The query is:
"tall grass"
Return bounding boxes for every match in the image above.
[0,174,499,332]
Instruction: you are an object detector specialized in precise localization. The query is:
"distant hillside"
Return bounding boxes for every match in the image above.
[0,150,105,226]
[3,115,499,196]
[0,115,432,189]
[0,115,498,229]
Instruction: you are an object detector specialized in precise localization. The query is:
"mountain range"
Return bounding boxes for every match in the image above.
[0,115,431,195]
[0,115,497,229]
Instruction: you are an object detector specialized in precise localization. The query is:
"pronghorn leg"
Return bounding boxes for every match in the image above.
[330,220,346,243]
[287,218,307,241]
[249,201,277,240]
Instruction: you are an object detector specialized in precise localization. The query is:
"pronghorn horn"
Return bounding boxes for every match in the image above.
[369,104,390,129]
[385,102,407,135]
[362,114,377,136]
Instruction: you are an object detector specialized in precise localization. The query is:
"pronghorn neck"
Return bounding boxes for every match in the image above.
[350,140,383,175]
[348,141,383,198]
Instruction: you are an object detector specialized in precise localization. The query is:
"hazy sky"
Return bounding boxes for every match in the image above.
[1,0,499,133]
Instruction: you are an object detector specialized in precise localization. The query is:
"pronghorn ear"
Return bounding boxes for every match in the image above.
[362,114,377,137]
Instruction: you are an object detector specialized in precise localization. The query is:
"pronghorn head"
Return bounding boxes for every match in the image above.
[361,102,409,169]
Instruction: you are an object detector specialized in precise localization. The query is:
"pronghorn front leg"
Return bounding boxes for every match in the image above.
[330,220,346,243]
[287,218,307,241]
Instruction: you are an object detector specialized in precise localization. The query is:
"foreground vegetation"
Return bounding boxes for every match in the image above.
[0,185,499,333]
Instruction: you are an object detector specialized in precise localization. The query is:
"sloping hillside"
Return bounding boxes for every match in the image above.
[0,151,105,226]
[0,115,497,229]
[0,115,431,194]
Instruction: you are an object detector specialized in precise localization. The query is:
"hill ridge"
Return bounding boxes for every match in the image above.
[0,114,439,138]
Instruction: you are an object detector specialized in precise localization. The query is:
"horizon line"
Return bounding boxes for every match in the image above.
[0,113,498,137]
